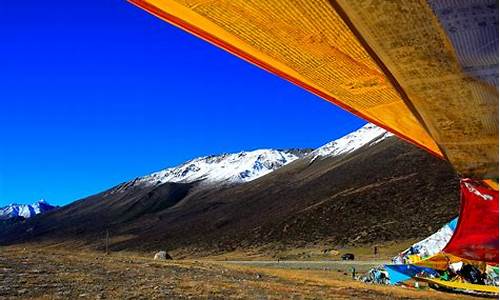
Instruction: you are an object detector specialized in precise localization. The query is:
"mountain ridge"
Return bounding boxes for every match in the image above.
[134,148,312,188]
[0,124,459,257]
[129,123,390,189]
[0,200,57,220]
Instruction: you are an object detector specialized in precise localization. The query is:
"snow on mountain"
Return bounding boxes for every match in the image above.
[310,123,392,159]
[131,123,391,188]
[136,149,311,187]
[0,199,57,220]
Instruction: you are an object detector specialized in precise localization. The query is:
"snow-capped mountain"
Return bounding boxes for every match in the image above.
[310,123,392,159]
[1,121,459,252]
[136,149,311,187]
[132,123,390,188]
[0,199,57,220]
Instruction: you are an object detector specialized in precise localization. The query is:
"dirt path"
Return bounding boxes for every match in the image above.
[0,246,480,299]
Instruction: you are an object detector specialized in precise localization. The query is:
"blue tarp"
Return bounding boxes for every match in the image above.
[385,264,439,285]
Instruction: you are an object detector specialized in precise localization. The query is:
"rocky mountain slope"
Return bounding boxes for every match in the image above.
[0,124,460,256]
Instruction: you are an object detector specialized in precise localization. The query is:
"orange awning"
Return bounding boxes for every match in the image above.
[128,0,498,179]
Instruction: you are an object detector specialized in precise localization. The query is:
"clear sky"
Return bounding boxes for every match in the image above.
[0,0,365,206]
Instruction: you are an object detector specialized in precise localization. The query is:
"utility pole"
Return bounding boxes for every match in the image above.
[105,229,110,255]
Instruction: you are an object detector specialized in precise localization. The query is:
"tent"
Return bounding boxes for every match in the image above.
[127,0,499,262]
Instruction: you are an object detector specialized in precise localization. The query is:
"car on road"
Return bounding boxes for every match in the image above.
[341,253,355,260]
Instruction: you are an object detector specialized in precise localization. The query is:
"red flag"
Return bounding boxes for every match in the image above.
[443,179,499,263]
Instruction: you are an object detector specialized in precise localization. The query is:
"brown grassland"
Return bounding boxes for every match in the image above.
[0,245,483,299]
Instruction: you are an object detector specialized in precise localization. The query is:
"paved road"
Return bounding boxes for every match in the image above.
[217,260,390,271]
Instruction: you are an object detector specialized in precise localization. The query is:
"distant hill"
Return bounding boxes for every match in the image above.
[0,124,459,256]
[0,200,57,221]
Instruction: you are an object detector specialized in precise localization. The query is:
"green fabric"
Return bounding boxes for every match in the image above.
[440,271,450,281]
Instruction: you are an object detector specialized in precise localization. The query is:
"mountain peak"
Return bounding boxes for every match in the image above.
[125,124,391,189]
[310,123,392,159]
[0,200,57,220]
[135,148,311,187]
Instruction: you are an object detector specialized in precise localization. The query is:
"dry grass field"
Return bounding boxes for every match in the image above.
[0,245,481,299]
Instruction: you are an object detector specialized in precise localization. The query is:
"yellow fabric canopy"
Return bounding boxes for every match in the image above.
[416,276,499,294]
[128,0,498,179]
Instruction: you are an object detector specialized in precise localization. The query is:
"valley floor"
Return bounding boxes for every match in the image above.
[0,246,481,299]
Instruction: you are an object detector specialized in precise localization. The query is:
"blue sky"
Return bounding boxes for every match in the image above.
[0,0,365,206]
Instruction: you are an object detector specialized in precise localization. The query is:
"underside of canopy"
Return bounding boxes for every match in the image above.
[128,0,498,179]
